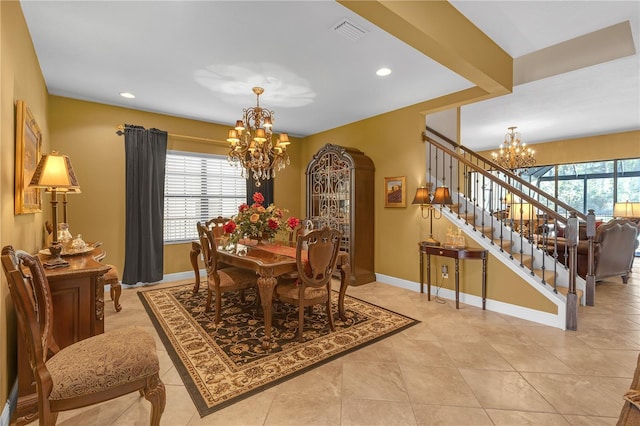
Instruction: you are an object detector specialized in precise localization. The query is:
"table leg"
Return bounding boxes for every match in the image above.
[455,258,460,309]
[338,262,351,321]
[426,253,431,301]
[419,251,424,293]
[257,273,278,349]
[190,241,201,294]
[482,257,487,310]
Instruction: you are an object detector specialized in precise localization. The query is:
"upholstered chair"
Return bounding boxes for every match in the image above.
[196,222,257,324]
[275,227,342,342]
[1,246,165,426]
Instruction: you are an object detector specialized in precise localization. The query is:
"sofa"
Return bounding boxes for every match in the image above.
[545,219,639,283]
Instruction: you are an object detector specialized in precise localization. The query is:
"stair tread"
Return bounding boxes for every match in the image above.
[492,239,513,248]
[556,286,584,306]
[532,268,557,284]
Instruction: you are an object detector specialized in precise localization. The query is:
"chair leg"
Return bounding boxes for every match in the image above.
[298,301,305,342]
[215,289,222,324]
[39,402,58,426]
[110,281,122,312]
[239,289,246,303]
[142,374,166,426]
[326,296,335,332]
[205,288,213,312]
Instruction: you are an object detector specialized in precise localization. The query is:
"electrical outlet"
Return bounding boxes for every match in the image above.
[441,265,448,279]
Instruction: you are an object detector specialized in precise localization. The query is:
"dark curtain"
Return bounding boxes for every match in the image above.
[247,178,274,205]
[122,125,168,284]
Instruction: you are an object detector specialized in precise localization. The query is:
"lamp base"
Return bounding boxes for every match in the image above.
[423,236,441,246]
[44,242,69,268]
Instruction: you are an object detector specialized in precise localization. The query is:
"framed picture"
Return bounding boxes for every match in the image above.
[384,176,406,208]
[15,100,43,214]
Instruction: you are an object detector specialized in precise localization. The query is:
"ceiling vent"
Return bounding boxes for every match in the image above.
[332,18,367,41]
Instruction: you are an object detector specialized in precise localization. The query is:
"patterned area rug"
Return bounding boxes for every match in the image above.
[138,283,418,417]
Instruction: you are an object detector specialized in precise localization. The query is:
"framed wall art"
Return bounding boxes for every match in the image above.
[384,176,406,208]
[15,100,43,214]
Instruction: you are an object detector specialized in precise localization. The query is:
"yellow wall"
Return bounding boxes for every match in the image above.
[49,96,302,277]
[301,103,429,282]
[0,0,50,405]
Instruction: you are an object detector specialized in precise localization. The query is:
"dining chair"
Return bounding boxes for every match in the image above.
[1,245,165,426]
[205,216,230,239]
[275,226,342,342]
[197,222,257,324]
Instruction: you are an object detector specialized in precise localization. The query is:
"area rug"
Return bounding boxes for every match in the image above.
[138,283,418,417]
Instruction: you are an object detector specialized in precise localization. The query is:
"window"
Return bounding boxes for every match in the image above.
[524,158,640,219]
[164,151,246,243]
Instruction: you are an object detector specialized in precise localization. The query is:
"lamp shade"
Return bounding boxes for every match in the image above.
[29,151,80,189]
[613,201,640,218]
[431,187,453,205]
[509,202,535,220]
[412,187,430,205]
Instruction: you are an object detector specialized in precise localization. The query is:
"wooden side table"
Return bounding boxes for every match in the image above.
[418,243,488,309]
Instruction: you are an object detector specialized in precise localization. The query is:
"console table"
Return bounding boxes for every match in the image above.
[14,249,111,426]
[418,243,488,309]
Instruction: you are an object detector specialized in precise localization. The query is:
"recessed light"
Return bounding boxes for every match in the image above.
[120,92,135,99]
[376,68,391,77]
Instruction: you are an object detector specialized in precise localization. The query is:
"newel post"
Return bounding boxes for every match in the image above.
[565,211,579,330]
[585,209,596,306]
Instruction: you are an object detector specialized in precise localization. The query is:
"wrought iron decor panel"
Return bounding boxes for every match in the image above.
[309,151,351,253]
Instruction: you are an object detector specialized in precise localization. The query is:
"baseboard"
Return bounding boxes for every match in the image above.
[0,378,18,426]
[121,270,203,289]
[375,273,565,329]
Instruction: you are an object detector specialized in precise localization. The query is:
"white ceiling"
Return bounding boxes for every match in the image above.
[20,1,640,151]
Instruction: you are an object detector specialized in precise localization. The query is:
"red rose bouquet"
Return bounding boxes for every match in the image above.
[224,192,299,245]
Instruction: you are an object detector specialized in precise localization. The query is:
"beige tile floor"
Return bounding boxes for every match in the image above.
[45,263,640,425]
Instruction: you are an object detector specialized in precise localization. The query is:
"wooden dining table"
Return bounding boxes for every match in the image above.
[190,240,351,348]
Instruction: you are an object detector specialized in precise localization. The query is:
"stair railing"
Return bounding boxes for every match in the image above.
[424,127,589,330]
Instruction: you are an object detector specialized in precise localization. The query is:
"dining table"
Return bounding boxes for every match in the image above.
[189,239,351,349]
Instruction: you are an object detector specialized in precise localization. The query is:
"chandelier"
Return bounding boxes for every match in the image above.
[226,87,290,187]
[491,126,536,173]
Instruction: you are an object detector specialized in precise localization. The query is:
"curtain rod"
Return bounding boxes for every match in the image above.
[115,124,227,146]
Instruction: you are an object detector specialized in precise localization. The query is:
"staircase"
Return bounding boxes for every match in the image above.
[423,127,594,330]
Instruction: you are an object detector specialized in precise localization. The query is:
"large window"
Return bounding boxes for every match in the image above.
[522,158,640,219]
[164,151,246,243]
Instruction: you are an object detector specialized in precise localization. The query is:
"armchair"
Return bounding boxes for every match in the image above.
[547,219,638,283]
[1,246,165,425]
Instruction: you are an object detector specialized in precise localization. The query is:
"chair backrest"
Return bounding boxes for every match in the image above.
[594,219,639,277]
[288,219,314,245]
[197,222,220,275]
[1,246,60,387]
[296,227,341,289]
[205,216,230,239]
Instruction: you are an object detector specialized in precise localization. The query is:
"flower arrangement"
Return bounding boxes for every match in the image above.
[224,192,300,245]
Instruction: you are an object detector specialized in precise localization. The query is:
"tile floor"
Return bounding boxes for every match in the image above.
[45,264,640,425]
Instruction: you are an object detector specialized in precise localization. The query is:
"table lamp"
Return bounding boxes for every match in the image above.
[30,151,80,267]
[508,202,536,236]
[413,186,453,246]
[614,201,640,222]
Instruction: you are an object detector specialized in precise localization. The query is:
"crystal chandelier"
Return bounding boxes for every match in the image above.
[491,126,536,173]
[226,87,290,187]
